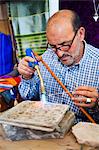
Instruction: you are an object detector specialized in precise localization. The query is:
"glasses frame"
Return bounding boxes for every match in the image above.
[47,29,78,53]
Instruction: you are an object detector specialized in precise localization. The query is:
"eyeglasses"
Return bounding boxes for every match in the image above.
[47,30,78,53]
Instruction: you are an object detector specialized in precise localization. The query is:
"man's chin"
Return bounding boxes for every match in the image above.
[60,59,74,66]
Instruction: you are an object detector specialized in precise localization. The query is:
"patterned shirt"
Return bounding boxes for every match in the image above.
[18,42,99,123]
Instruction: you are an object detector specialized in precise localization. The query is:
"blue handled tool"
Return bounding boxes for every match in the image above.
[26,48,38,68]
[26,48,47,104]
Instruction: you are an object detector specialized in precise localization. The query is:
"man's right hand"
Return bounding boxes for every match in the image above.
[18,56,36,80]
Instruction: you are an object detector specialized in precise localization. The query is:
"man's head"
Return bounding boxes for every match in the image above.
[46,9,85,66]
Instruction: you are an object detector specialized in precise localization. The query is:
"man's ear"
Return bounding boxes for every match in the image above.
[78,27,85,41]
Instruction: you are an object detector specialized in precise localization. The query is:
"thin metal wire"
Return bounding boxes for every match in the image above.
[93,0,99,13]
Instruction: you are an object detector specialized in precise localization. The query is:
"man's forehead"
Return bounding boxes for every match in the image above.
[46,24,74,39]
[46,20,73,37]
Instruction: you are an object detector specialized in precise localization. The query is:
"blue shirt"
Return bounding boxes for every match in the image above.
[19,42,99,122]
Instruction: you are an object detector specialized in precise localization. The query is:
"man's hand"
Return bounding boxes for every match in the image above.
[72,86,98,108]
[18,56,36,80]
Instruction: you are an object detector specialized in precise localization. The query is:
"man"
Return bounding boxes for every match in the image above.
[18,10,99,123]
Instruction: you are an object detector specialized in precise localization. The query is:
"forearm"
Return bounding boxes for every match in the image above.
[18,76,40,100]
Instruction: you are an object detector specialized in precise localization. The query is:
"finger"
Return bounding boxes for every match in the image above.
[24,56,35,63]
[73,89,98,98]
[74,102,95,108]
[18,63,31,74]
[19,56,36,71]
[72,97,96,103]
[75,86,97,92]
[20,58,28,67]
[19,67,33,77]
[18,62,35,77]
[21,57,35,69]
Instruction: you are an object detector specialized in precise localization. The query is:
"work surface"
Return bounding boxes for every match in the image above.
[0,125,98,150]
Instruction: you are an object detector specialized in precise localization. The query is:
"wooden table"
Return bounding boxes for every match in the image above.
[0,125,98,150]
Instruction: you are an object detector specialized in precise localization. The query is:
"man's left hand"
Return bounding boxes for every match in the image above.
[72,86,98,108]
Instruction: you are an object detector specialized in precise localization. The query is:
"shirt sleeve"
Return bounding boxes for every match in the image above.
[18,74,40,100]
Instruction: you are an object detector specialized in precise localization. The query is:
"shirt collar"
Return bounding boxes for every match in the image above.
[79,40,88,66]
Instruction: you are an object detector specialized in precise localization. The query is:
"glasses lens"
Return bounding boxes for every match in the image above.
[61,44,71,51]
[47,43,71,52]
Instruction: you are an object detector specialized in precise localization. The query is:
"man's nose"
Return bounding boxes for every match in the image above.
[56,45,64,52]
[56,49,65,57]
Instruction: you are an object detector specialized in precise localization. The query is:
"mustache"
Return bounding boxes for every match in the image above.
[58,53,71,59]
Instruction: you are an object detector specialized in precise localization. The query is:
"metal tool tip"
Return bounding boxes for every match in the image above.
[41,93,47,104]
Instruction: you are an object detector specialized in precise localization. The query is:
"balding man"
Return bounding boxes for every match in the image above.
[18,10,99,123]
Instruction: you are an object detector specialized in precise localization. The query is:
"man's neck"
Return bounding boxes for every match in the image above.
[75,41,85,64]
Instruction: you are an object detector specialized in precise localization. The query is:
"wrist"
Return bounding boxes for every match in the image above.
[22,75,32,80]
